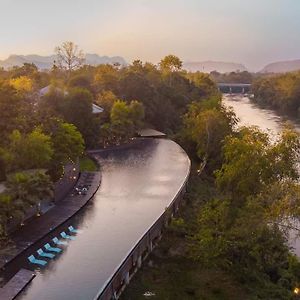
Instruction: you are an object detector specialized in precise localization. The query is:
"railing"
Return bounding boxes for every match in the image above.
[94,154,191,300]
[217,83,252,94]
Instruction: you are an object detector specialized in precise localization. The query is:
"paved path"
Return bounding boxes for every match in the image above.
[0,171,101,271]
[0,269,35,300]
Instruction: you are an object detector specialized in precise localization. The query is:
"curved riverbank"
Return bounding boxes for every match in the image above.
[223,94,300,256]
[15,138,190,300]
[94,141,191,300]
[0,170,101,275]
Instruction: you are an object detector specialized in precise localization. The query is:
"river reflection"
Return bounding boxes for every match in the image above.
[223,95,300,256]
[16,138,190,300]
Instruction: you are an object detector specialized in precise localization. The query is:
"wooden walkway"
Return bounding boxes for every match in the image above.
[137,128,166,138]
[0,269,35,300]
[0,171,101,270]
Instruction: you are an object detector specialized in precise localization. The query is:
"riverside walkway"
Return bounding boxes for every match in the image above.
[0,171,101,273]
[0,269,35,300]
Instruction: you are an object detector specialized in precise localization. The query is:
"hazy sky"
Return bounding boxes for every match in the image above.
[1,0,300,70]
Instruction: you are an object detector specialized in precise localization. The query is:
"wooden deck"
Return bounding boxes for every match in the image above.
[0,269,35,300]
[137,128,166,138]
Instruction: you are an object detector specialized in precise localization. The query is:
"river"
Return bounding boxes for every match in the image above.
[223,94,300,256]
[14,138,190,300]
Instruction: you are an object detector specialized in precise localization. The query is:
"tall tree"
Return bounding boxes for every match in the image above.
[60,87,94,143]
[0,83,28,143]
[216,125,300,201]
[159,55,183,72]
[44,119,84,179]
[55,41,85,76]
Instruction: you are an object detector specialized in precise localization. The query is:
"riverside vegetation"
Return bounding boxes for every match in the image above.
[0,43,214,244]
[123,84,300,297]
[252,71,300,116]
[1,42,300,299]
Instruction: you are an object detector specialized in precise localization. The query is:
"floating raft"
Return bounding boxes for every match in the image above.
[0,269,35,300]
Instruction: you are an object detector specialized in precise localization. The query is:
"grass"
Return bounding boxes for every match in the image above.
[121,172,251,300]
[79,155,98,172]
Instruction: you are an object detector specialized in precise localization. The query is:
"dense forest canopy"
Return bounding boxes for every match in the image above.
[0,45,218,241]
[1,42,300,298]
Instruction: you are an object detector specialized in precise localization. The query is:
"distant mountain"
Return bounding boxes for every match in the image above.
[260,59,300,73]
[0,54,127,69]
[183,61,247,73]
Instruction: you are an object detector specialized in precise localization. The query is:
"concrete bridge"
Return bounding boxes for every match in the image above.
[218,83,251,94]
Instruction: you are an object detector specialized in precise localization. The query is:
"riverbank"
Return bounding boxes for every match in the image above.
[0,169,101,278]
[121,171,250,300]
[14,138,191,300]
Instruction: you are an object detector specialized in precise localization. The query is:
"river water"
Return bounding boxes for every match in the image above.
[11,96,300,299]
[223,95,300,256]
[15,138,190,300]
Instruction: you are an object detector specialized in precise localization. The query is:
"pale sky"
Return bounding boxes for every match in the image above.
[0,0,300,70]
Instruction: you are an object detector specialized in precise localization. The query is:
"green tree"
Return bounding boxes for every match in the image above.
[68,73,92,90]
[181,96,236,171]
[10,63,38,79]
[50,120,84,163]
[129,100,145,130]
[93,64,119,92]
[95,90,118,122]
[3,128,53,172]
[191,196,300,299]
[215,125,300,200]
[45,119,85,179]
[60,87,94,143]
[252,72,300,114]
[110,100,133,142]
[0,83,29,143]
[160,55,183,72]
[0,193,14,238]
[187,72,218,98]
[190,125,300,298]
[6,171,53,216]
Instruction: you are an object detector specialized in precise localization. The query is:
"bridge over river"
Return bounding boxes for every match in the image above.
[8,138,190,300]
[218,83,252,94]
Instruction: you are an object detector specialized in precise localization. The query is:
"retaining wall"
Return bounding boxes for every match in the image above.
[95,158,190,300]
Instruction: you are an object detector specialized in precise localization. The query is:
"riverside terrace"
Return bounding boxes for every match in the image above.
[10,137,190,300]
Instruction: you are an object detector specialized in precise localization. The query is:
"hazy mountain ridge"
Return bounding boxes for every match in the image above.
[260,59,300,73]
[183,61,248,73]
[0,54,127,69]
